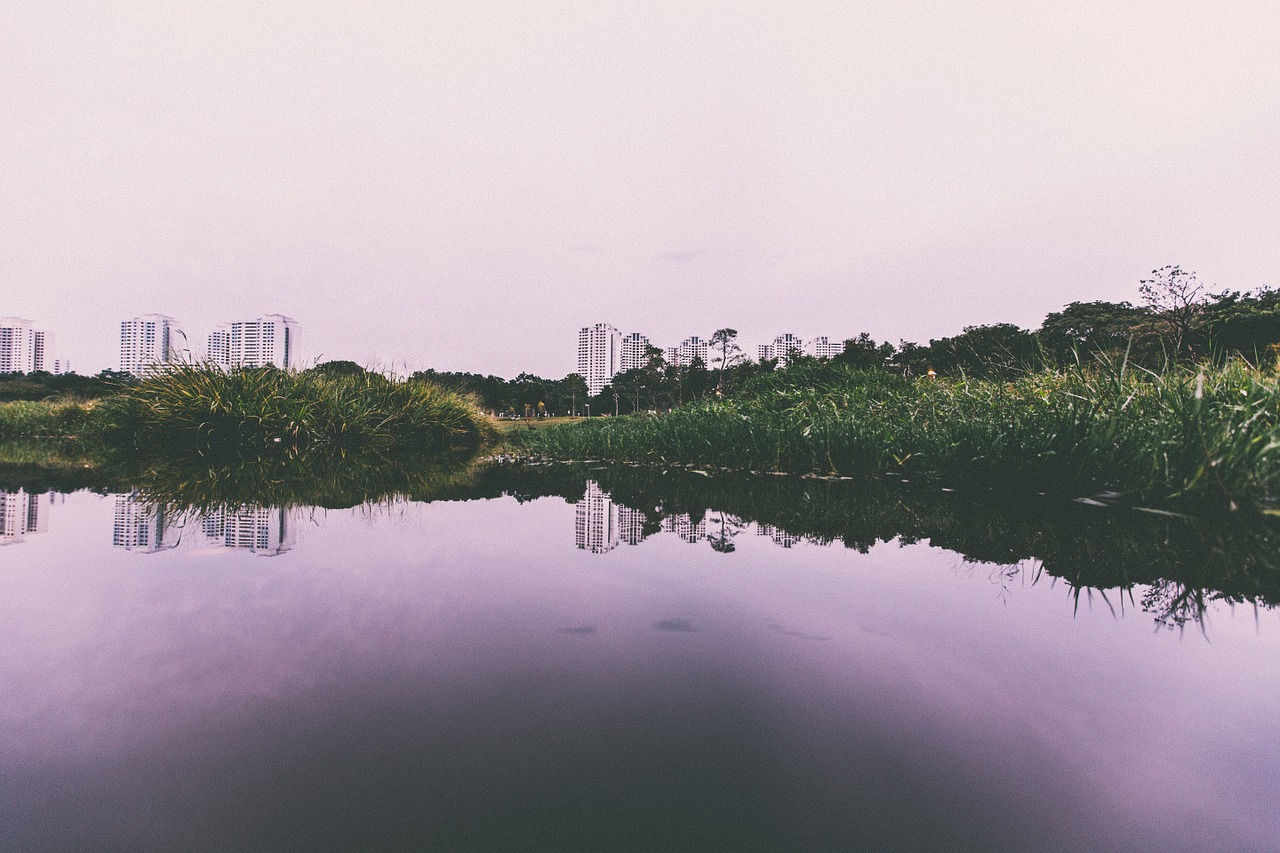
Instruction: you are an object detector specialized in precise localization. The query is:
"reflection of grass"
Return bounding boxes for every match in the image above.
[565,462,1280,631]
[108,448,486,512]
[510,361,1280,509]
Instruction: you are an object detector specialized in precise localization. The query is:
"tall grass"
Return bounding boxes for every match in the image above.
[0,400,94,439]
[93,365,495,454]
[509,360,1280,508]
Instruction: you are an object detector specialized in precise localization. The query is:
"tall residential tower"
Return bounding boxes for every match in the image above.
[577,323,621,396]
[208,315,298,370]
[120,314,185,376]
[0,318,51,374]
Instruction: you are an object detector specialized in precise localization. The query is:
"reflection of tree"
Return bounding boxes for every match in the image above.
[1142,580,1210,633]
[707,512,745,553]
[571,463,1280,631]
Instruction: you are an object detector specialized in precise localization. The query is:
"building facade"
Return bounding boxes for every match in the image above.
[667,335,708,367]
[757,333,804,365]
[805,336,844,360]
[577,323,621,396]
[207,314,298,370]
[620,332,653,374]
[0,318,51,374]
[120,314,185,376]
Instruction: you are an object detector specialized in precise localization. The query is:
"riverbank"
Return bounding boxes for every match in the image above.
[0,365,495,454]
[507,361,1280,510]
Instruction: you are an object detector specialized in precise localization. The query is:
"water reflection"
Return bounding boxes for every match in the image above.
[3,456,1280,850]
[3,455,1278,630]
[0,488,50,545]
[111,492,299,556]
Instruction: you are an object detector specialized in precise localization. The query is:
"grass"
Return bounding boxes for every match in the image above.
[507,360,1280,510]
[91,364,495,455]
[0,400,95,439]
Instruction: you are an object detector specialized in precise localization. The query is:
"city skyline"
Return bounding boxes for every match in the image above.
[4,4,1279,379]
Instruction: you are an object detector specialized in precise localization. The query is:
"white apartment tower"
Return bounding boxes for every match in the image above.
[0,318,51,374]
[758,333,804,365]
[120,314,185,376]
[208,315,299,370]
[667,336,709,367]
[805,336,844,360]
[577,323,621,396]
[620,332,653,373]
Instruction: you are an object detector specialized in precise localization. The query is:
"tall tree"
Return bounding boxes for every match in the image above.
[709,328,743,393]
[1139,265,1206,358]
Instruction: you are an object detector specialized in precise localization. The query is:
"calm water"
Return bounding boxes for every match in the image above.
[1,463,1278,851]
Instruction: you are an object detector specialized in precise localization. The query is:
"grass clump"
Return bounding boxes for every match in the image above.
[508,360,1280,509]
[0,400,94,439]
[94,364,495,455]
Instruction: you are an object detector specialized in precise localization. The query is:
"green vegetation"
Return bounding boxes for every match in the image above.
[93,364,493,454]
[0,369,135,402]
[2,364,494,456]
[0,400,95,439]
[508,360,1280,510]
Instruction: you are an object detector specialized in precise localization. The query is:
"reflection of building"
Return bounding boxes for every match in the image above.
[112,493,181,552]
[662,514,707,544]
[577,323,622,396]
[120,314,185,376]
[575,481,620,553]
[618,505,648,546]
[758,524,799,548]
[208,314,298,370]
[0,317,51,374]
[198,507,297,556]
[0,490,48,545]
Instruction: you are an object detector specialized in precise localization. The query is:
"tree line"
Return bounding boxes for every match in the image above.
[5,267,1276,414]
[417,267,1280,416]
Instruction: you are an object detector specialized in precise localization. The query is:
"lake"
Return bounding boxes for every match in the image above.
[1,461,1278,851]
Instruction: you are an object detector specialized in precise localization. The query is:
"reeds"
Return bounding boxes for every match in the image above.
[0,400,94,439]
[509,360,1280,508]
[92,364,495,454]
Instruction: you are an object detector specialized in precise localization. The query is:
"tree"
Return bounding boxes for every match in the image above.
[1038,301,1151,362]
[310,360,369,378]
[562,373,588,417]
[709,328,744,392]
[1200,288,1280,362]
[1139,265,1206,358]
[834,332,894,371]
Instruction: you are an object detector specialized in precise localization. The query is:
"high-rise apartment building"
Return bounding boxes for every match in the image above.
[577,323,621,396]
[0,318,51,374]
[120,314,185,376]
[805,336,844,360]
[620,332,653,373]
[757,333,804,365]
[667,335,708,368]
[208,315,298,370]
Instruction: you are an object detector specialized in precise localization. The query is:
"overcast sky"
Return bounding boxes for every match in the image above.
[3,2,1278,377]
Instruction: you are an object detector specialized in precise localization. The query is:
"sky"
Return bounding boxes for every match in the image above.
[3,1,1279,378]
